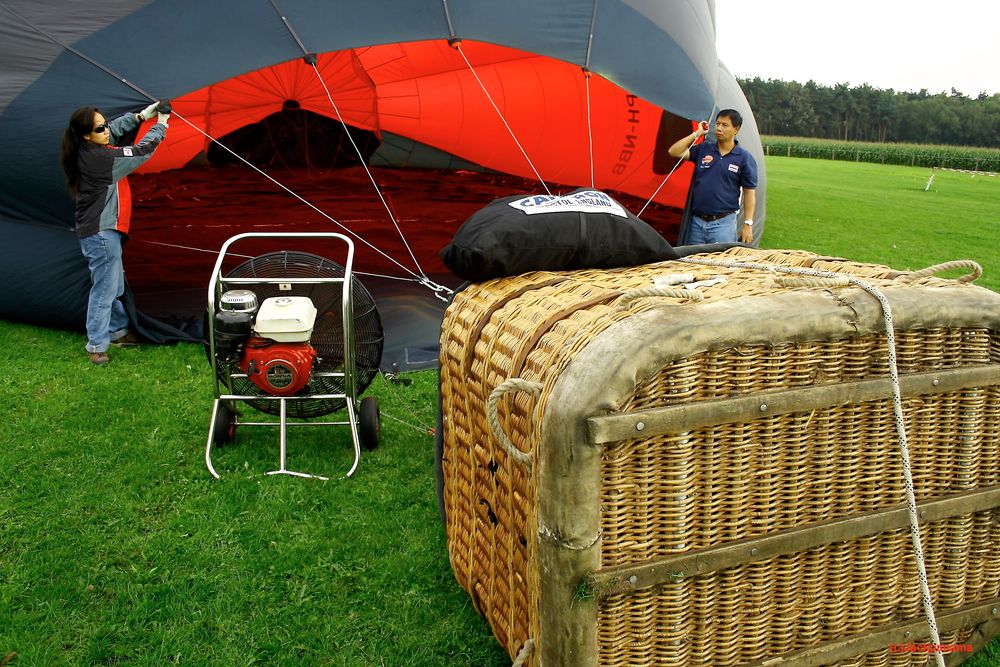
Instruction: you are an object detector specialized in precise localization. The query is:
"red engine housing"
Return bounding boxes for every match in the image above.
[240,336,317,396]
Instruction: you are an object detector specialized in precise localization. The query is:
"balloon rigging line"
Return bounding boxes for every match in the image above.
[585,0,599,69]
[637,154,685,218]
[307,65,430,282]
[139,239,252,258]
[351,271,423,283]
[268,0,431,283]
[584,0,600,187]
[585,71,595,188]
[451,42,553,197]
[442,0,562,197]
[137,240,423,286]
[268,0,309,55]
[4,2,453,298]
[167,108,434,285]
[637,102,720,218]
[440,0,458,44]
[0,3,157,102]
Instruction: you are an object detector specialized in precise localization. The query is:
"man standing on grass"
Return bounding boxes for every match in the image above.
[669,109,758,244]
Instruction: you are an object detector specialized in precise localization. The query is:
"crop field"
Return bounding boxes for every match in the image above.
[762,135,1000,172]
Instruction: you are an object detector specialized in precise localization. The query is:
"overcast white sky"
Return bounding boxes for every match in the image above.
[715,1,999,97]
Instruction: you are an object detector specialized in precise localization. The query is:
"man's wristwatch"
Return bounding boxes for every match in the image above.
[743,219,754,226]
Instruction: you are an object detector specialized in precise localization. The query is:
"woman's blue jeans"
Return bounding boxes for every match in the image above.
[79,230,129,353]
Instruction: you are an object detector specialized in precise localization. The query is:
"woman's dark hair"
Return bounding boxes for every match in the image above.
[60,106,99,197]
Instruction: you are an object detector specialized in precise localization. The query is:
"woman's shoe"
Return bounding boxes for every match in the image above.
[111,331,141,347]
[88,351,110,366]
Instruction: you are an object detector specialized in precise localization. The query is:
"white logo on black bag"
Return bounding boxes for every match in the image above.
[508,190,628,218]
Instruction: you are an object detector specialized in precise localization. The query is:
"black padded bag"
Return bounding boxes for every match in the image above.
[440,188,679,281]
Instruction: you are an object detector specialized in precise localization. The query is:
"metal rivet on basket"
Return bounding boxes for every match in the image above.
[751,548,759,556]
[903,631,911,639]
[932,378,940,386]
[993,607,999,616]
[636,422,645,432]
[759,404,768,412]
[628,575,638,585]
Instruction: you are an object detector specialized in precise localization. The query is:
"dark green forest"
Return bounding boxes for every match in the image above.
[738,78,1000,148]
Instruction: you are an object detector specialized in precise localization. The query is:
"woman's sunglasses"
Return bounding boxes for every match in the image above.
[92,123,109,133]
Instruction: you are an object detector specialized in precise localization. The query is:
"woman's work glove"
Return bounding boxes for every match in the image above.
[138,101,160,121]
[156,111,170,127]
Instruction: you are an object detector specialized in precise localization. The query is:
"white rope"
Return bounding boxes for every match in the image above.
[268,0,447,295]
[681,255,947,666]
[638,104,719,219]
[353,271,420,282]
[170,109,423,280]
[487,378,543,468]
[637,154,686,218]
[452,42,553,197]
[897,260,982,284]
[11,0,446,301]
[136,241,441,289]
[138,239,252,259]
[511,638,535,667]
[614,285,704,310]
[307,61,429,280]
[776,275,851,289]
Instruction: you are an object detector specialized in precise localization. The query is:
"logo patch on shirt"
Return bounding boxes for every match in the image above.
[728,163,739,173]
[122,147,133,156]
[700,155,714,167]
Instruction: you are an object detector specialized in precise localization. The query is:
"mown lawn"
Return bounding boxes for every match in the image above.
[760,156,1000,293]
[2,156,999,665]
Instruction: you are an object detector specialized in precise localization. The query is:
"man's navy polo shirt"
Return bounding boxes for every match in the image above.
[688,139,758,217]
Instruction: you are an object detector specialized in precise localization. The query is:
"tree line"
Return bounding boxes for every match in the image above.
[738,77,1000,148]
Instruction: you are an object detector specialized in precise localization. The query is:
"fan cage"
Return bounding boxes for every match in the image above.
[215,250,383,418]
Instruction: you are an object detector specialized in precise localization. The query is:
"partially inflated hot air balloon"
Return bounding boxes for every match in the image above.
[0,0,765,369]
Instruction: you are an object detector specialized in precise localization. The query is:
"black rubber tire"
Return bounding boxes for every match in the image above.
[212,402,238,445]
[359,396,381,450]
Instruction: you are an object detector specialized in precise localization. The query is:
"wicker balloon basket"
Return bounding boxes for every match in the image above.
[437,247,1000,666]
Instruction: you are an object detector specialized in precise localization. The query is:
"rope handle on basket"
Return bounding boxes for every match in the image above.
[777,275,852,288]
[511,638,535,667]
[897,259,982,283]
[615,286,705,311]
[487,378,543,468]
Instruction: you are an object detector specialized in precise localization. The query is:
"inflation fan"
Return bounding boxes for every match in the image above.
[204,233,383,480]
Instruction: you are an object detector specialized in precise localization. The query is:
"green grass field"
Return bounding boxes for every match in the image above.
[2,156,1000,666]
[760,157,1000,292]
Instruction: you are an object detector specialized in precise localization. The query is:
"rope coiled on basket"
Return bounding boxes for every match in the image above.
[896,259,982,283]
[615,285,704,310]
[488,378,543,468]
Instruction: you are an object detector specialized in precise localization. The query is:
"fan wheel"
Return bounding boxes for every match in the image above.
[212,402,238,445]
[359,396,381,450]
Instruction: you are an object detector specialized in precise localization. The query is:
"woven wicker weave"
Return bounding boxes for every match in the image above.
[438,247,1000,666]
